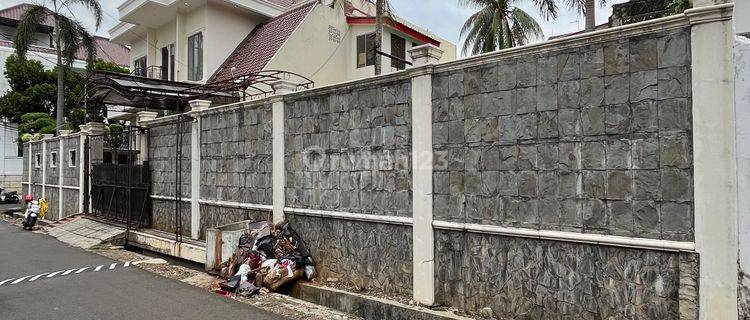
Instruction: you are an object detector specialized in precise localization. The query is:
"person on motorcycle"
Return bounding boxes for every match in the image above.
[22,196,47,231]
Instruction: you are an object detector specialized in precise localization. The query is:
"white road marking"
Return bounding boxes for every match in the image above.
[0,261,135,287]
[29,273,49,281]
[61,268,76,276]
[10,276,31,284]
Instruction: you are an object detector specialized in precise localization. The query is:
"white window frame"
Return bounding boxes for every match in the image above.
[50,151,58,168]
[34,153,41,168]
[68,149,77,167]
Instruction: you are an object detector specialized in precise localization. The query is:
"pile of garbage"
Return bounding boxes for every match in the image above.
[215,221,316,297]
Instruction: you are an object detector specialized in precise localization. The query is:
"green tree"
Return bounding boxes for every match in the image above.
[15,0,103,134]
[18,112,56,142]
[0,55,128,131]
[460,0,556,55]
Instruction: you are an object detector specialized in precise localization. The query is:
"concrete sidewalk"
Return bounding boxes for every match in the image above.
[47,217,126,249]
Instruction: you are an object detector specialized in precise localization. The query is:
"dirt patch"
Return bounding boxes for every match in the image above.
[90,245,359,320]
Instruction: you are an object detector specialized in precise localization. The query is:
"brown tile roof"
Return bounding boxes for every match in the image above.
[0,3,55,27]
[85,36,131,67]
[210,1,315,83]
[0,3,130,66]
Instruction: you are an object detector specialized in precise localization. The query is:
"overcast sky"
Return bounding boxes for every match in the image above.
[1,0,627,56]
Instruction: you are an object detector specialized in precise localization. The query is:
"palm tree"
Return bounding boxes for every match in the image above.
[331,0,391,75]
[15,0,102,134]
[566,0,606,32]
[460,0,555,55]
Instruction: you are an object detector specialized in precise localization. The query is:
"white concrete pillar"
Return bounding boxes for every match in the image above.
[188,100,210,240]
[78,131,86,214]
[408,45,444,69]
[686,3,737,319]
[41,137,47,199]
[58,134,65,219]
[271,80,297,225]
[80,122,105,213]
[27,142,31,195]
[408,45,442,306]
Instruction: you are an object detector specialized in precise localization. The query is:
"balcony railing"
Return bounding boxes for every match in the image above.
[132,66,168,80]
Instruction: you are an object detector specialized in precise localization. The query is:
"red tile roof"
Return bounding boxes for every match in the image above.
[210,1,315,83]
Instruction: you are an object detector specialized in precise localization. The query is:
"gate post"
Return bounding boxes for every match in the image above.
[134,111,158,165]
[408,44,442,306]
[270,80,297,225]
[79,122,105,214]
[188,100,210,240]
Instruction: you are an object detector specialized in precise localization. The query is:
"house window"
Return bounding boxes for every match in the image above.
[68,149,77,167]
[356,33,376,68]
[188,32,203,81]
[34,153,41,168]
[133,56,147,77]
[50,152,57,168]
[391,34,406,70]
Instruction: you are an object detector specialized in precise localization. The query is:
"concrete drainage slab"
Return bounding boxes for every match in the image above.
[291,283,472,320]
[47,217,126,249]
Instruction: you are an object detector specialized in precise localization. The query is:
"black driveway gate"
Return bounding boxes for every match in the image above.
[85,126,151,229]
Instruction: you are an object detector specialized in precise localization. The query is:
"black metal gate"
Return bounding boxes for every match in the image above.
[85,126,151,229]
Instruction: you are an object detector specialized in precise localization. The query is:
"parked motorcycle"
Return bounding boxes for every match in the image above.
[22,198,47,231]
[22,200,40,231]
[0,188,20,204]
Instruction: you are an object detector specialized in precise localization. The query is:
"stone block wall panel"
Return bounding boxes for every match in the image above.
[284,80,413,217]
[287,214,413,295]
[62,188,79,216]
[30,142,42,184]
[151,199,191,237]
[199,103,273,205]
[149,123,191,199]
[199,204,270,239]
[432,27,694,241]
[435,230,691,319]
[44,185,59,221]
[45,140,59,185]
[61,136,80,187]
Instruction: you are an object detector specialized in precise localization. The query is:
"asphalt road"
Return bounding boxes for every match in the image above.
[0,218,284,320]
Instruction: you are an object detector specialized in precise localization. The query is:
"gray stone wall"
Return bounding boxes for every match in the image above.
[30,142,41,184]
[200,103,273,205]
[435,230,695,319]
[200,204,270,239]
[287,215,413,295]
[432,28,693,241]
[284,80,412,216]
[45,140,59,185]
[149,123,191,235]
[61,137,79,187]
[45,185,59,221]
[151,199,191,237]
[62,188,79,216]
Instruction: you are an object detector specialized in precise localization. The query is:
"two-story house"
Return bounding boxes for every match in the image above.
[0,3,130,193]
[110,0,456,88]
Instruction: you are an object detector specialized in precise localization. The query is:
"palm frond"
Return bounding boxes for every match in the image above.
[63,0,102,29]
[509,7,544,41]
[529,0,559,20]
[76,24,97,73]
[14,5,49,62]
[56,14,81,66]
